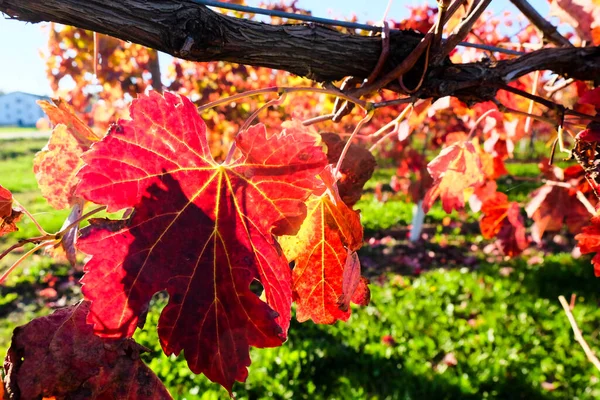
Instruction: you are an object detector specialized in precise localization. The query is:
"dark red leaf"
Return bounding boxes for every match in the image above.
[3,301,171,400]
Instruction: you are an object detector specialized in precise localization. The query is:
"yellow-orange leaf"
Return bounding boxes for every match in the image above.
[280,194,369,324]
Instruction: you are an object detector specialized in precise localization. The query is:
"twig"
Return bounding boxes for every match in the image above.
[436,0,493,63]
[433,0,451,53]
[12,199,47,236]
[335,111,374,173]
[354,33,434,97]
[493,99,557,126]
[0,240,58,285]
[524,70,540,134]
[558,295,600,373]
[508,0,572,47]
[369,104,414,151]
[197,86,368,113]
[302,113,335,126]
[467,108,497,139]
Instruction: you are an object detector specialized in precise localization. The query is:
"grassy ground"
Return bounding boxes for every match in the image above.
[0,126,40,134]
[1,138,599,399]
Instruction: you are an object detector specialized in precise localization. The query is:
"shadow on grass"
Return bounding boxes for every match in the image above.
[495,255,600,304]
[277,321,553,400]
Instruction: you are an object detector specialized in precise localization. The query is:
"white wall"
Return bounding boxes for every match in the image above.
[0,92,47,127]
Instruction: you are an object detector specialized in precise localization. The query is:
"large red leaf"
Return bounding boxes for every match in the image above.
[280,185,369,324]
[480,192,528,257]
[423,141,485,213]
[575,215,600,277]
[0,185,22,237]
[3,301,171,399]
[75,92,327,391]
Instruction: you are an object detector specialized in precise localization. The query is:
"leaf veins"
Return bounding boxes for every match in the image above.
[75,92,327,391]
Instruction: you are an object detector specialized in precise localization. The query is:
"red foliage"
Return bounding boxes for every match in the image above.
[75,92,327,390]
[280,167,369,324]
[3,301,171,399]
[480,192,528,257]
[423,141,485,213]
[575,215,600,276]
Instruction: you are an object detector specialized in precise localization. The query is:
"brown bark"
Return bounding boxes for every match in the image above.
[1,0,599,104]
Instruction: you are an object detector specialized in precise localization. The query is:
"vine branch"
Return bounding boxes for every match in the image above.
[2,0,600,106]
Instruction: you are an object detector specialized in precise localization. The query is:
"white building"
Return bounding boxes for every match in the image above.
[0,92,49,127]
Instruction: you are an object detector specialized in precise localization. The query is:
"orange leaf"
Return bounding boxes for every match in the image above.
[37,99,100,147]
[423,141,485,213]
[280,191,369,324]
[480,192,528,257]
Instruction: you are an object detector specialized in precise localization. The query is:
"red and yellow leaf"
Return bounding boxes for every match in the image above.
[0,185,22,237]
[34,125,85,210]
[75,92,327,391]
[280,190,369,324]
[3,301,171,400]
[575,215,600,276]
[423,141,485,213]
[35,99,100,209]
[38,99,100,147]
[480,192,528,257]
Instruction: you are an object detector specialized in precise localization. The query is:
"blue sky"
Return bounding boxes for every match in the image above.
[0,0,549,95]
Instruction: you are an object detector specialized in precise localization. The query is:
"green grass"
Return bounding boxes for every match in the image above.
[1,138,599,400]
[134,253,600,399]
[0,126,40,134]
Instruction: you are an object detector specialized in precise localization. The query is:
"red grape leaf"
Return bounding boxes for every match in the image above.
[279,188,369,324]
[480,192,528,257]
[75,92,327,391]
[0,185,22,237]
[423,141,485,213]
[3,301,171,400]
[320,133,376,206]
[575,215,600,276]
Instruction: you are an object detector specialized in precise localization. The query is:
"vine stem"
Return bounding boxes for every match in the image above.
[12,199,47,236]
[558,295,600,373]
[302,113,336,126]
[467,108,497,140]
[0,206,106,264]
[369,104,414,152]
[524,70,540,134]
[58,205,107,238]
[334,111,374,174]
[197,86,368,113]
[0,240,58,285]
